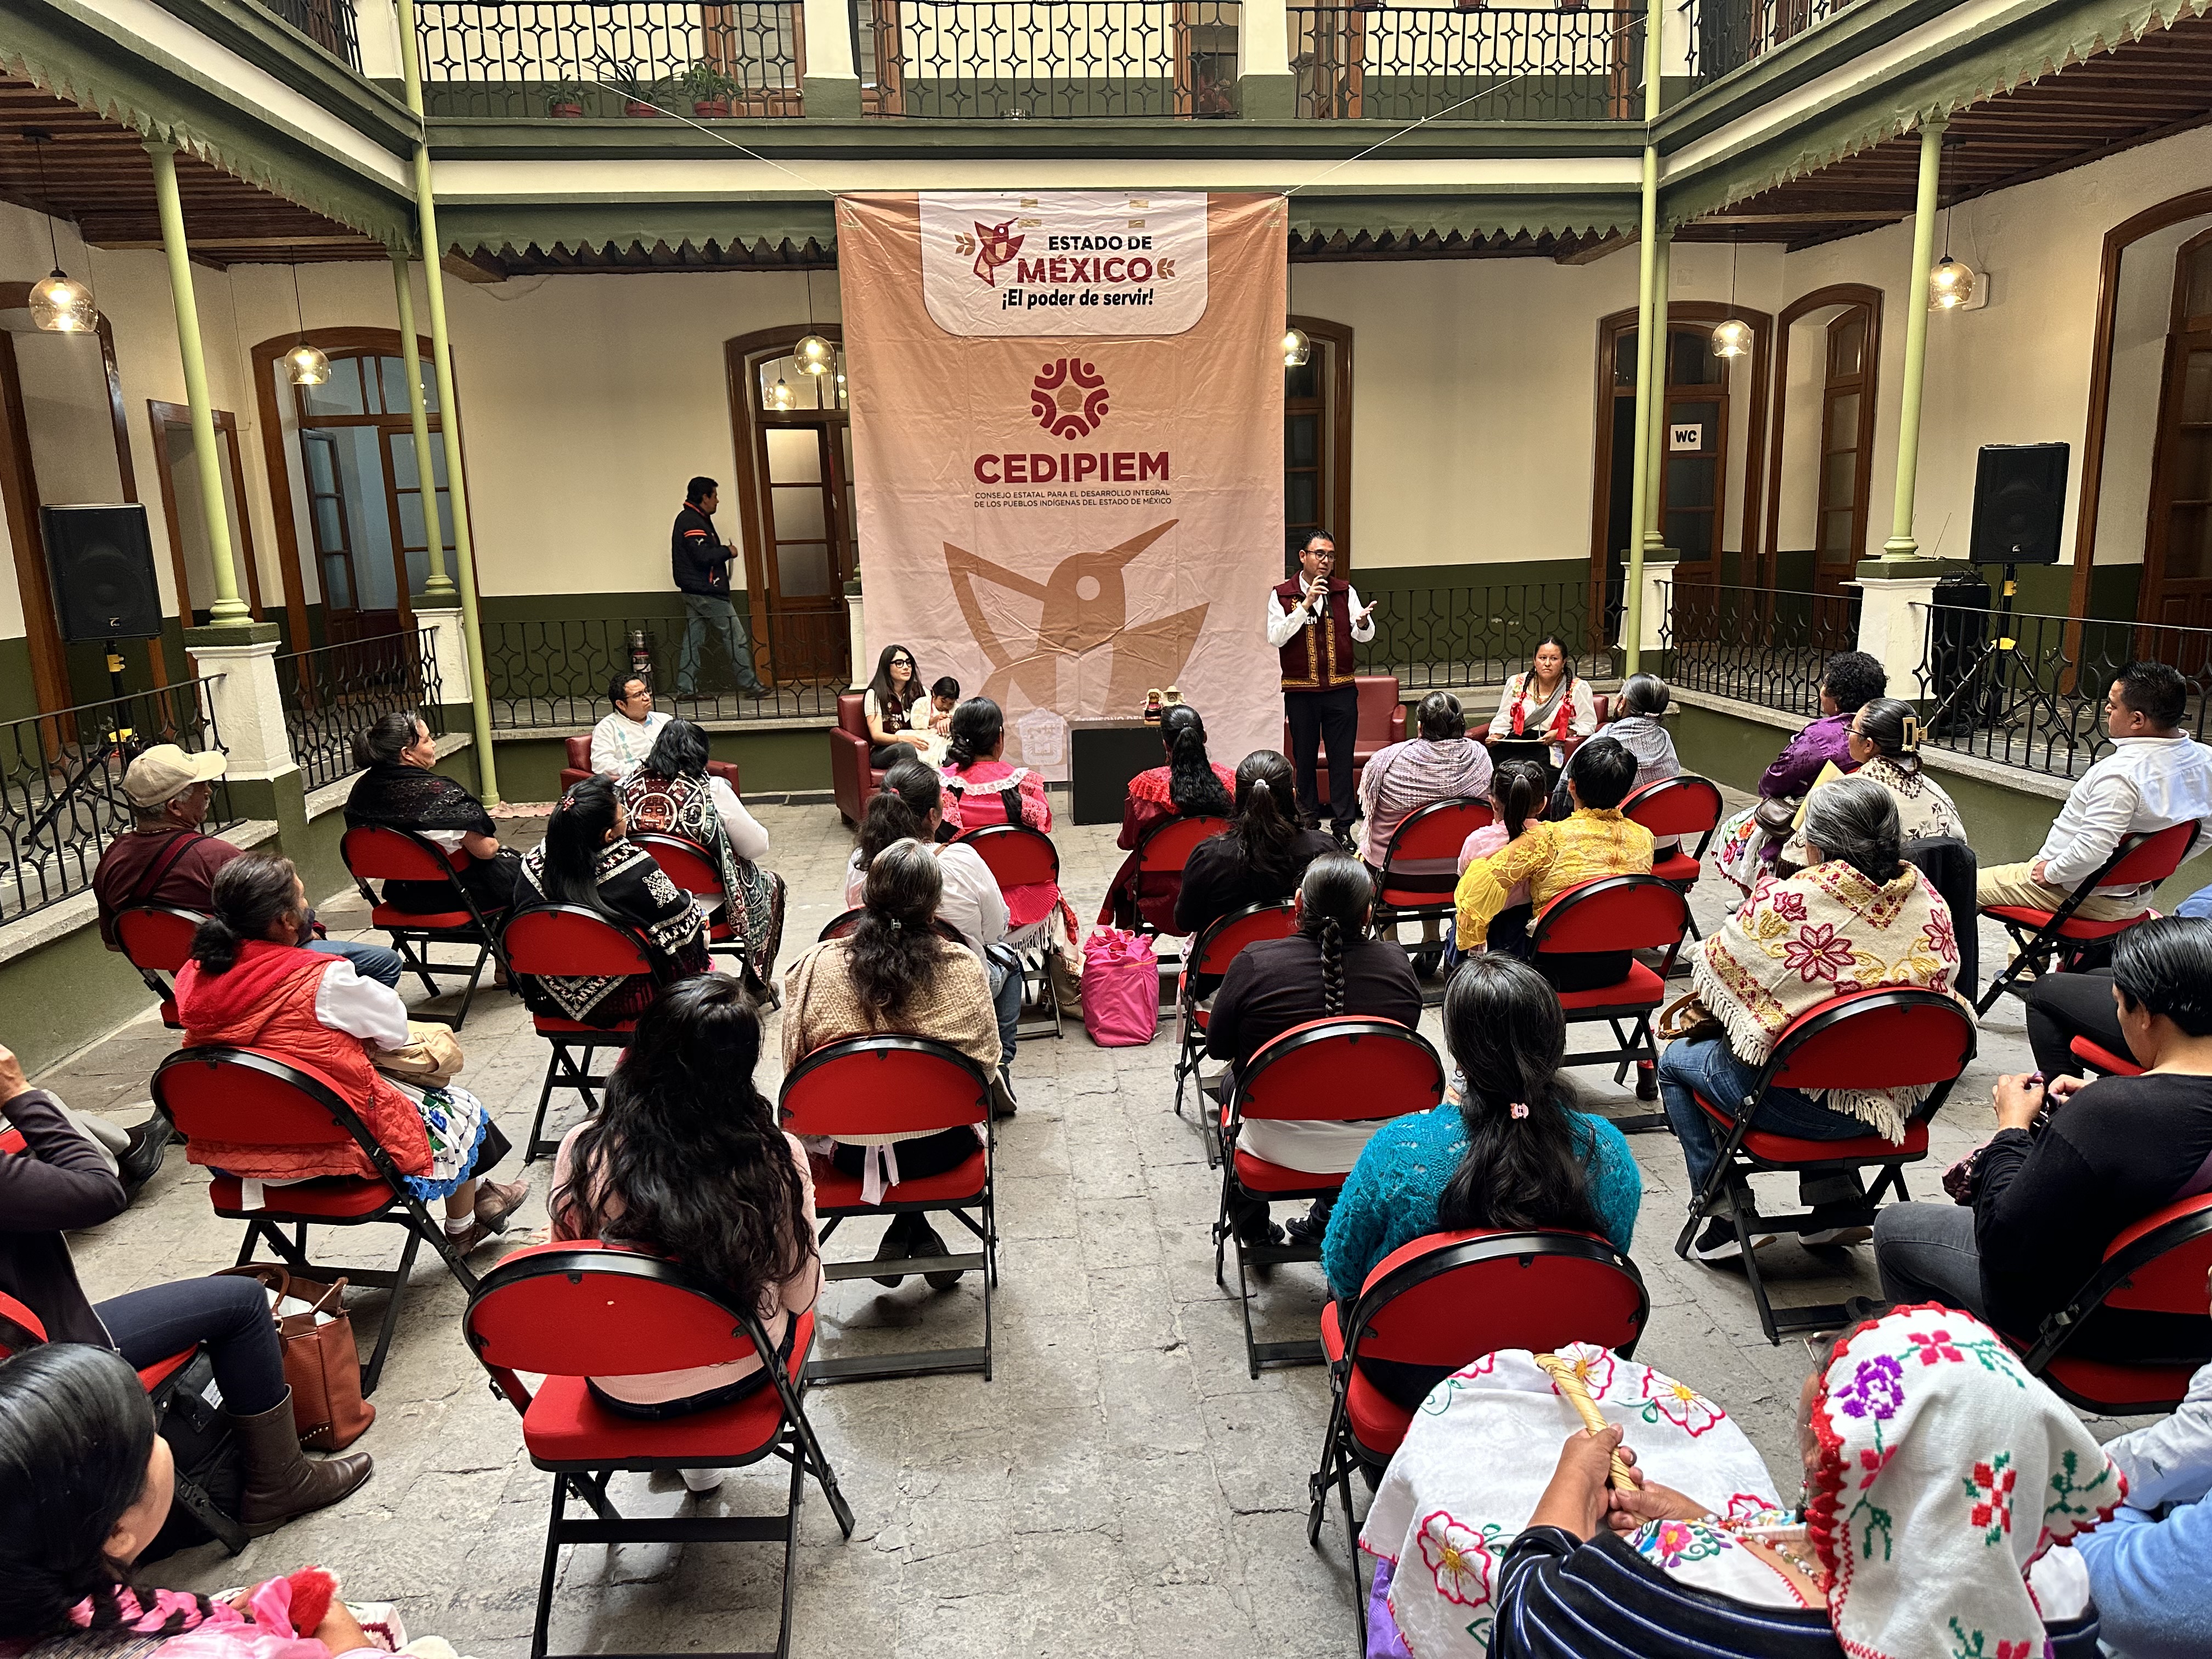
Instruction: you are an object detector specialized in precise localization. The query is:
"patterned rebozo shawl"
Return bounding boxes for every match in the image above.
[514,840,707,1024]
[1691,859,1960,1141]
[343,761,495,836]
[619,769,746,924]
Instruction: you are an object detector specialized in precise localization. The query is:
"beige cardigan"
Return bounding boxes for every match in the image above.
[780,935,1002,1082]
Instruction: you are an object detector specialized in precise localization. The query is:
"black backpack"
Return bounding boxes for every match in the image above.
[139,1350,249,1559]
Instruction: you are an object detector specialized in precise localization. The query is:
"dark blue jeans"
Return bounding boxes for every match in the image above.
[97,1274,285,1415]
[1657,1036,1871,1201]
[308,936,404,989]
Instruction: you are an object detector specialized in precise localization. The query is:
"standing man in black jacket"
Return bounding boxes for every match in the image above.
[672,475,768,698]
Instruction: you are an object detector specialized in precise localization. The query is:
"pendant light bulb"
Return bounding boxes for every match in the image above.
[1710,317,1753,359]
[1928,256,1975,311]
[767,376,795,411]
[30,268,97,334]
[285,342,330,386]
[794,334,834,377]
[1281,326,1310,369]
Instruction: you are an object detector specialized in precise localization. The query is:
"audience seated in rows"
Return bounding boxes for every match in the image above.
[862,643,934,771]
[344,710,521,915]
[175,853,526,1254]
[1356,690,1492,868]
[549,975,819,1492]
[1713,650,1887,897]
[1209,855,1421,1250]
[844,761,1020,1103]
[1176,750,1337,952]
[619,717,785,999]
[939,697,1062,947]
[95,743,402,991]
[1662,777,1961,1263]
[0,1051,372,1534]
[2069,1281,2212,1658]
[1486,635,1596,769]
[1098,704,1234,932]
[513,777,709,1029]
[1454,735,1654,991]
[1976,660,2212,924]
[0,1345,400,1652]
[1777,696,1963,871]
[1465,1306,2110,1659]
[1322,955,1642,1397]
[590,671,671,781]
[781,841,998,1282]
[1874,916,2212,1364]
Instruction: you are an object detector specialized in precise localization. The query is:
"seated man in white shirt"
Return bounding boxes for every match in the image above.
[1977,661,2212,922]
[590,672,670,781]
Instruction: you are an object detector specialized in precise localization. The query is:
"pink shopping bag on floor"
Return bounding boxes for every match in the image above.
[1081,927,1160,1047]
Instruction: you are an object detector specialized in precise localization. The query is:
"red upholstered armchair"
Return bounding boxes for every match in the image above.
[558,735,741,795]
[831,694,886,825]
[1280,674,1408,798]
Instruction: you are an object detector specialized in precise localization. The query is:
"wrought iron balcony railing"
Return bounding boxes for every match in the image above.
[858,0,1241,117]
[276,630,445,794]
[258,0,364,71]
[1287,6,1644,122]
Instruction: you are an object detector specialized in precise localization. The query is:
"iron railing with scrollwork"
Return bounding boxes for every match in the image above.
[1661,580,1860,717]
[1357,582,1592,691]
[1286,6,1643,121]
[483,609,850,729]
[1680,0,1863,83]
[0,679,233,925]
[257,0,363,69]
[858,0,1240,117]
[1914,605,2212,781]
[411,1,804,118]
[277,630,444,794]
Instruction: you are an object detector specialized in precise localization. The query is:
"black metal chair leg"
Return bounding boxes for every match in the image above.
[531,1472,565,1659]
[358,1224,425,1396]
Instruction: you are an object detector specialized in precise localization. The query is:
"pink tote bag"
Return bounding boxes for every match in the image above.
[1081,928,1160,1047]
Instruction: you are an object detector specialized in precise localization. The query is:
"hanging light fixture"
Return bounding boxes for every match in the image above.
[283,262,328,385]
[1928,137,1976,312]
[1282,241,1308,368]
[1711,242,1751,358]
[766,375,795,411]
[793,269,834,379]
[22,133,97,334]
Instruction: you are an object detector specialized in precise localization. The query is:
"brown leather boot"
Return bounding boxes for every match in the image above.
[230,1389,374,1536]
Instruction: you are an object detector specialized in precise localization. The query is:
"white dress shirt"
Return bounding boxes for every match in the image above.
[842,839,1007,963]
[2037,734,2212,896]
[590,709,672,779]
[707,775,771,862]
[1265,582,1377,651]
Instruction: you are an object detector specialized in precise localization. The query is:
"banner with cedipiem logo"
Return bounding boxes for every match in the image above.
[839,190,1286,781]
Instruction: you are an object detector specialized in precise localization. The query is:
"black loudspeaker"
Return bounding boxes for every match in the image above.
[41,504,162,641]
[1970,443,2069,566]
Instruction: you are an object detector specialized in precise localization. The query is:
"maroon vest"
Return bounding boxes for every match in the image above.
[1276,576,1357,693]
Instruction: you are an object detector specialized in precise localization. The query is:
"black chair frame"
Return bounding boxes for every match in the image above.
[1171,900,1297,1162]
[1977,825,2200,1015]
[344,825,510,1031]
[630,830,743,962]
[465,1248,855,1659]
[2023,1199,2212,1415]
[781,1035,1000,1386]
[1124,810,1229,946]
[502,902,658,1163]
[152,1046,482,1396]
[1667,988,1975,1344]
[1530,873,1687,1133]
[952,823,1065,1041]
[1623,774,1724,941]
[1305,1231,1648,1651]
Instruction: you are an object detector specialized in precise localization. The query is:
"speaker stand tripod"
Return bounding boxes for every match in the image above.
[25,641,138,845]
[1924,564,2072,765]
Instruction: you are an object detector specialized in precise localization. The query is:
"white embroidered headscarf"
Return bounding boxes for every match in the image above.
[1807,1304,2123,1659]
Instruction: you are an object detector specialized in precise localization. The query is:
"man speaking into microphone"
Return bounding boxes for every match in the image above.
[1266,529,1377,844]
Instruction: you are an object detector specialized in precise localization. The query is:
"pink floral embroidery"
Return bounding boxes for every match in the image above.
[1909,1329,1964,1365]
[1781,922,1855,983]
[1560,1347,1615,1400]
[1920,910,1956,961]
[1966,1454,2017,1545]
[1768,890,1809,923]
[1449,1353,1498,1383]
[1417,1511,1496,1609]
[1641,1374,1723,1437]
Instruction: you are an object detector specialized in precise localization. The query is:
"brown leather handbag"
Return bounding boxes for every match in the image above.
[216,1265,375,1451]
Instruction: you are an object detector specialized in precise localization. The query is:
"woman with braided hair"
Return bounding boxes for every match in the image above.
[1205,853,1421,1247]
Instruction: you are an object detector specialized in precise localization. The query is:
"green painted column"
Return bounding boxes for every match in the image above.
[393,0,499,802]
[1880,116,1948,563]
[146,139,250,626]
[1620,0,1667,673]
[1644,230,1672,541]
[390,250,454,597]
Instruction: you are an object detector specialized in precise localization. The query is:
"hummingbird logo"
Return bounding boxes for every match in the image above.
[961,218,1025,287]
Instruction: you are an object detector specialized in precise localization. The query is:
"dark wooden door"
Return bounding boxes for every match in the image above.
[2144,230,2212,647]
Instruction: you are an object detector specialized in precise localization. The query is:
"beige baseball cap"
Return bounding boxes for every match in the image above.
[122,743,228,809]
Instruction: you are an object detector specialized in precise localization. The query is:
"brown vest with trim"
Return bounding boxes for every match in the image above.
[1276,577,1357,693]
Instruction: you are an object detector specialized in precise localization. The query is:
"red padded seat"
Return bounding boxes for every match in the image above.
[529,1015,641,1037]
[1650,851,1701,884]
[809,1150,988,1210]
[1552,960,1666,1011]
[1233,1148,1346,1196]
[1695,1093,1929,1163]
[1319,1302,1415,1453]
[2070,1037,2142,1076]
[208,1175,396,1219]
[2038,1353,2200,1414]
[371,904,478,931]
[1982,904,2145,941]
[137,1348,196,1392]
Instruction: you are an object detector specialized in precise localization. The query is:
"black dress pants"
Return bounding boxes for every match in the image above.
[2023,969,2129,1079]
[1286,685,1359,830]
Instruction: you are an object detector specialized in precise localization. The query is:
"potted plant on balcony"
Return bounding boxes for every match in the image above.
[543,78,591,117]
[680,60,743,118]
[607,63,666,117]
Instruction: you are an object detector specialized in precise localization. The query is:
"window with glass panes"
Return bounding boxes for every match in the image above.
[2147,229,2212,636]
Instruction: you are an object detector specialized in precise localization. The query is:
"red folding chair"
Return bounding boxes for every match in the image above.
[499,905,658,1163]
[1669,986,1977,1343]
[953,823,1064,1039]
[1123,812,1228,939]
[2070,1034,2144,1077]
[341,825,509,1030]
[1305,1228,1648,1649]
[462,1242,853,1659]
[2023,1192,2212,1416]
[151,1046,481,1395]
[1170,900,1299,1156]
[1622,774,1724,940]
[1369,798,1492,972]
[1528,874,1690,1130]
[1978,821,2200,1014]
[114,903,205,1028]
[1216,1018,1446,1375]
[631,831,741,962]
[778,1035,997,1385]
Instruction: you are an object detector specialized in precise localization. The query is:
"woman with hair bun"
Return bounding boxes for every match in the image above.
[1101,703,1236,932]
[1174,750,1338,950]
[1779,695,1964,869]
[1207,854,1422,1246]
[939,697,1062,949]
[342,709,518,915]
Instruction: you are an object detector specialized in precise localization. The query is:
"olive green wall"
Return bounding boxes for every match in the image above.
[0,922,172,1077]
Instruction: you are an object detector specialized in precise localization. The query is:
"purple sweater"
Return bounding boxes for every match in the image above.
[1758,712,1854,799]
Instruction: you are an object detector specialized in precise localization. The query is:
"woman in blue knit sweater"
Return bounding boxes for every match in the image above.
[1322,954,1641,1317]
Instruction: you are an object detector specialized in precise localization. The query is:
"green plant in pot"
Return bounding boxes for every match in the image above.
[679,59,743,117]
[607,63,666,116]
[542,77,591,116]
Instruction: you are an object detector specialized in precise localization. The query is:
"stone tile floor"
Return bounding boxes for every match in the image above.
[33,789,2143,1658]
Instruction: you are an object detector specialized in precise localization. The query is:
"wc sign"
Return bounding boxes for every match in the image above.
[1668,422,1704,452]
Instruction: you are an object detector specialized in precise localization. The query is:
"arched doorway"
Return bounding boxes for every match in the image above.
[1284,315,1353,573]
[2143,227,2212,633]
[1762,284,1883,604]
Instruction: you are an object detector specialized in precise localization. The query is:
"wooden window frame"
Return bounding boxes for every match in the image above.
[146,400,264,627]
[1759,284,1882,596]
[2138,224,2212,629]
[1285,313,1354,572]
